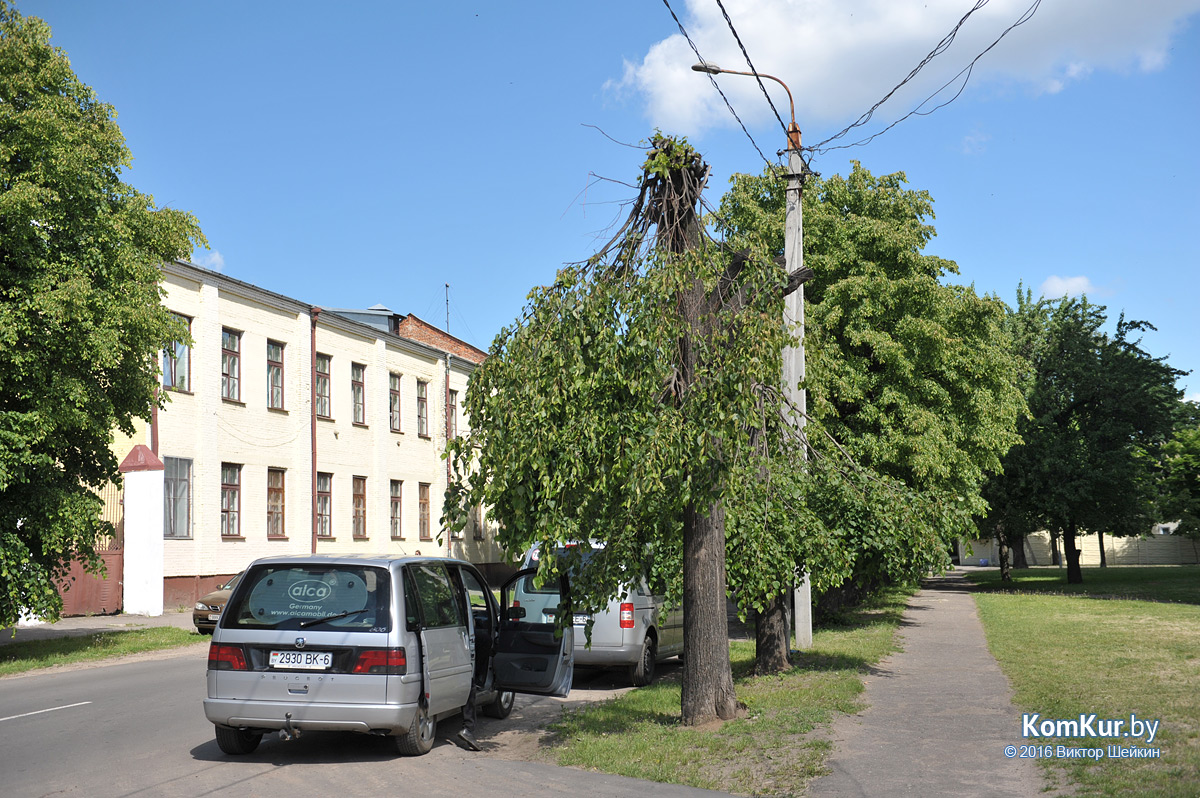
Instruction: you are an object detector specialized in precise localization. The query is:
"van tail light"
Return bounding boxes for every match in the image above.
[208,642,248,671]
[352,648,407,675]
[620,603,635,629]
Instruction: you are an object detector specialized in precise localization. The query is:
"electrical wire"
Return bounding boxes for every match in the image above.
[660,0,775,170]
[810,0,1043,155]
[714,0,790,140]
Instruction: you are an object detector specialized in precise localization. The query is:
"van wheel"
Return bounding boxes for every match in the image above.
[483,690,515,719]
[628,635,657,687]
[395,703,436,756]
[215,725,262,755]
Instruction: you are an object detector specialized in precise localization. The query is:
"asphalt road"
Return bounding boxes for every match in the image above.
[0,649,726,798]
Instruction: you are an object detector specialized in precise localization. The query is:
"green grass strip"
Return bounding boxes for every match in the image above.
[0,627,205,677]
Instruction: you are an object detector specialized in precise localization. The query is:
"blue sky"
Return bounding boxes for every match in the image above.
[21,0,1200,401]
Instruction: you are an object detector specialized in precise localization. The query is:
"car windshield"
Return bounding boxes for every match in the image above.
[225,565,391,631]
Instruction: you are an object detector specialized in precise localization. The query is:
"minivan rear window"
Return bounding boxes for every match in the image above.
[225,565,391,631]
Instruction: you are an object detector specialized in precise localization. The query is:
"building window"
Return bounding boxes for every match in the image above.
[353,476,367,539]
[448,389,458,439]
[220,463,241,537]
[316,354,331,418]
[390,479,403,539]
[267,341,285,409]
[317,472,332,538]
[162,313,191,392]
[267,468,285,538]
[419,482,431,540]
[221,329,241,401]
[417,380,429,437]
[389,373,402,432]
[163,456,192,539]
[352,363,366,425]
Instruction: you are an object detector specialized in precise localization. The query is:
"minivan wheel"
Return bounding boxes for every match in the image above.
[483,690,515,719]
[628,635,657,687]
[215,725,262,755]
[395,703,436,756]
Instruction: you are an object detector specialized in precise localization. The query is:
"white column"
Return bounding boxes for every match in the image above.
[120,445,165,616]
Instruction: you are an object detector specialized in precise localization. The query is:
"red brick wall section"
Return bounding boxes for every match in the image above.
[394,315,487,364]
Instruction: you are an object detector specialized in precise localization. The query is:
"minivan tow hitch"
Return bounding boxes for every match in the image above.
[278,712,302,741]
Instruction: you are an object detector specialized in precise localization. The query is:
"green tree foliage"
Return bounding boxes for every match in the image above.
[1157,408,1200,539]
[0,3,203,626]
[716,164,1024,610]
[983,291,1184,583]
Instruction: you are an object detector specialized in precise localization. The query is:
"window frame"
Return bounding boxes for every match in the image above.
[352,475,367,539]
[419,482,431,540]
[221,328,241,402]
[163,456,192,539]
[267,467,286,539]
[351,363,366,425]
[316,472,333,538]
[162,313,191,392]
[220,463,242,538]
[448,389,458,439]
[417,380,429,437]
[267,340,285,410]
[315,354,331,419]
[389,372,402,432]
[390,479,403,539]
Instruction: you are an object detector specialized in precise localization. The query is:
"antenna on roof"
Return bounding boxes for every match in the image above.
[445,283,450,334]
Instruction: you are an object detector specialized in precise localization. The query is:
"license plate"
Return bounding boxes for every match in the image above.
[269,650,332,670]
[572,613,590,626]
[207,613,221,621]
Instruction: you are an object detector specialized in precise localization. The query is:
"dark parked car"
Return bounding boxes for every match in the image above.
[193,572,244,634]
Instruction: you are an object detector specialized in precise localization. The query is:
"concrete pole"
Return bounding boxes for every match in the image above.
[119,445,164,616]
[783,136,813,650]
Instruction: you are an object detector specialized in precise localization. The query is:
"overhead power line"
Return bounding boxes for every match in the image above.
[714,0,790,141]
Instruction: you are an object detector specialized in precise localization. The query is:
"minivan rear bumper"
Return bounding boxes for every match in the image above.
[204,698,417,735]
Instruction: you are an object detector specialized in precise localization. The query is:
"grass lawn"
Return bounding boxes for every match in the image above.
[540,585,916,796]
[966,566,1200,797]
[0,627,205,677]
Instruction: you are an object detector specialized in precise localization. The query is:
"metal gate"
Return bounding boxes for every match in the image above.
[59,482,124,617]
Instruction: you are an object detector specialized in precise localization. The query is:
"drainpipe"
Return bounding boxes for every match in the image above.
[445,352,453,557]
[310,307,322,554]
[151,387,160,455]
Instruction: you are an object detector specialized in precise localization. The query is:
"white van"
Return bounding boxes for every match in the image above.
[518,543,683,686]
[204,554,572,756]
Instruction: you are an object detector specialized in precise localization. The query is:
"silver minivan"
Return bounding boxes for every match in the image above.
[519,544,683,686]
[204,554,572,756]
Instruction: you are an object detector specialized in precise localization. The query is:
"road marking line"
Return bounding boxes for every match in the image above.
[0,701,92,722]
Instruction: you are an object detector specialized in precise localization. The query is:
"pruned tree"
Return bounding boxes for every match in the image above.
[0,2,203,627]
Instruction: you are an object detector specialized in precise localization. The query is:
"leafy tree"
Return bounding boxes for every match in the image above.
[0,3,203,627]
[716,164,1024,634]
[1159,416,1200,540]
[446,136,808,722]
[983,293,1183,583]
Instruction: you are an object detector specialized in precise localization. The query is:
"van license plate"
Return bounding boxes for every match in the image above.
[269,650,332,670]
[573,613,590,626]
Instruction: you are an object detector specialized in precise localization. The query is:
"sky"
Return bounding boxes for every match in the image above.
[19,0,1200,401]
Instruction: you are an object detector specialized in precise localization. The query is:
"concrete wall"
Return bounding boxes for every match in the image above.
[959,525,1199,567]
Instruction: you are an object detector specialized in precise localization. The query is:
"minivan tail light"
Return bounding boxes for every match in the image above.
[620,603,634,629]
[352,648,407,675]
[208,642,248,671]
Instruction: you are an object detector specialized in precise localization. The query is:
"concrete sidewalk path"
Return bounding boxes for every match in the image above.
[810,571,1045,798]
[0,608,196,646]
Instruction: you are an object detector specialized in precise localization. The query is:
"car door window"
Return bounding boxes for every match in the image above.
[409,563,464,628]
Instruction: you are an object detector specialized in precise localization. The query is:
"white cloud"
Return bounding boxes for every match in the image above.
[195,249,225,273]
[1186,392,1200,404]
[1039,275,1096,298]
[961,129,991,155]
[618,0,1200,135]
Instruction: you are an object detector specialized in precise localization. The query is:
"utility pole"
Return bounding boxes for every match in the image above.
[693,62,812,652]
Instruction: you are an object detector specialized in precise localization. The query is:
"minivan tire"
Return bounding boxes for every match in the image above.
[395,703,436,756]
[483,690,515,719]
[628,634,657,687]
[215,725,262,755]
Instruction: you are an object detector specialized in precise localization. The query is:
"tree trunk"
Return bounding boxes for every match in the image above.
[1011,535,1029,569]
[1051,532,1062,566]
[754,593,791,674]
[1064,521,1083,584]
[1097,531,1107,567]
[996,524,1012,582]
[681,501,742,724]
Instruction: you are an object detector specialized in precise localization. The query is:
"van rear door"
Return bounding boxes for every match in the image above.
[493,568,573,697]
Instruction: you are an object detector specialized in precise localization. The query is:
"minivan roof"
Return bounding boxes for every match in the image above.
[242,554,478,569]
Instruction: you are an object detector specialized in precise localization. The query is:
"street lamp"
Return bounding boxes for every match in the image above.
[692,60,812,650]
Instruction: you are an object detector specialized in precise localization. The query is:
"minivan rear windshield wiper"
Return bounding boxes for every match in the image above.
[299,608,369,628]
